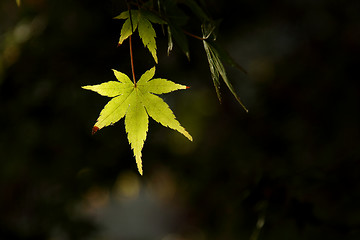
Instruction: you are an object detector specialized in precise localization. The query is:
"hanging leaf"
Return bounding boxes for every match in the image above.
[167,25,174,54]
[203,40,222,102]
[211,41,247,74]
[161,0,189,26]
[167,23,190,59]
[182,0,210,22]
[115,10,166,63]
[202,24,248,112]
[82,67,192,175]
[161,0,190,58]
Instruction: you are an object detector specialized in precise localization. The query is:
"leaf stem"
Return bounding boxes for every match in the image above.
[183,30,206,40]
[129,34,136,86]
[127,0,136,86]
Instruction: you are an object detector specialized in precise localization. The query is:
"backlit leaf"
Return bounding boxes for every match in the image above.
[138,16,158,63]
[115,10,166,63]
[117,10,140,44]
[82,67,192,175]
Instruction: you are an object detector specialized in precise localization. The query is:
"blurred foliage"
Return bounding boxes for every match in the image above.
[1,0,360,240]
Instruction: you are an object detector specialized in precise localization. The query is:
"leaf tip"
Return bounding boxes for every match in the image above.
[182,130,193,142]
[185,52,190,61]
[237,99,248,113]
[135,156,143,175]
[92,126,99,135]
[186,86,191,89]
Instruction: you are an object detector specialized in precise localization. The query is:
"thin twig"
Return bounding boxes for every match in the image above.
[183,30,206,40]
[127,1,136,85]
[129,35,136,86]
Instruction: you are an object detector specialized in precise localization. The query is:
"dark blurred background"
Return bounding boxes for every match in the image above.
[1,0,360,239]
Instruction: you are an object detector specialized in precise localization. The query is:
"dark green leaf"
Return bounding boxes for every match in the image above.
[205,40,248,111]
[202,25,247,111]
[167,25,174,54]
[203,40,221,102]
[142,0,155,9]
[140,9,166,24]
[167,22,190,60]
[183,0,210,22]
[197,0,207,9]
[211,41,247,74]
[161,0,189,26]
[201,22,216,40]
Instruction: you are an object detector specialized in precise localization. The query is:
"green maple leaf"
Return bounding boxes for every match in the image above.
[115,10,166,63]
[82,67,192,175]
